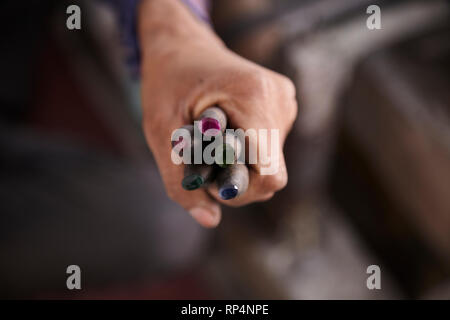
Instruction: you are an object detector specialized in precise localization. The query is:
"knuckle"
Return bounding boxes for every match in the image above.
[288,100,298,123]
[282,76,296,97]
[262,171,288,192]
[280,77,297,110]
[257,192,275,202]
[239,69,271,99]
[166,187,178,202]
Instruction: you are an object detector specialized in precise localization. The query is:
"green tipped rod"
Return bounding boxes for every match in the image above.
[215,132,243,168]
[216,164,249,200]
[198,106,227,136]
[182,164,214,191]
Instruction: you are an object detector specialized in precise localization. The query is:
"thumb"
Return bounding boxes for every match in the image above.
[185,190,222,228]
[157,160,222,228]
[143,119,222,228]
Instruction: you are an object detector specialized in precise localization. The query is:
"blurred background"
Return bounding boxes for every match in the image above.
[0,0,449,299]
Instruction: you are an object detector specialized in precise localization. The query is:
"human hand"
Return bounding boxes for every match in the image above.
[138,0,298,228]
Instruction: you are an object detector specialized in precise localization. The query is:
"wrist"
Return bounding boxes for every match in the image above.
[137,0,223,58]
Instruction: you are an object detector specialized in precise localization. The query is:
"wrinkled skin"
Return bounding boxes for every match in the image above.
[138,0,298,228]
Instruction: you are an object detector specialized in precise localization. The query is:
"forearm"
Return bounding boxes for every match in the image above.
[137,0,224,57]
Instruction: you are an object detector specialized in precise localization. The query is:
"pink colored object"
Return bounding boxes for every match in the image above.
[200,117,221,136]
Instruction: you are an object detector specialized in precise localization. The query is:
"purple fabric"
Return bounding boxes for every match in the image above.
[180,0,211,24]
[101,0,141,77]
[105,0,211,78]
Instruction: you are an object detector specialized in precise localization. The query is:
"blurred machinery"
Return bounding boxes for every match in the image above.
[335,21,450,296]
[209,0,450,299]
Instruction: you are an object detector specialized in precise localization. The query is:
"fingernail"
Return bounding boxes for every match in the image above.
[189,207,219,228]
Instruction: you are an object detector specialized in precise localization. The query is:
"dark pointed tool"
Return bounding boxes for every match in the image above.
[182,164,214,191]
[215,132,243,168]
[216,164,249,200]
